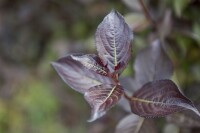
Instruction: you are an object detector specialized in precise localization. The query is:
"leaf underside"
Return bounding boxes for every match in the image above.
[130,79,200,118]
[51,54,114,94]
[84,84,124,122]
[95,10,133,74]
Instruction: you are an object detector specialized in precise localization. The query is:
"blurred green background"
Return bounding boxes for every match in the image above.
[0,0,200,133]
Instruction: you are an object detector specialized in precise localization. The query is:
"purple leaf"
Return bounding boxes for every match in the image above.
[134,40,173,85]
[115,114,157,133]
[95,10,133,74]
[84,84,124,122]
[51,54,114,94]
[129,79,200,118]
[71,54,110,76]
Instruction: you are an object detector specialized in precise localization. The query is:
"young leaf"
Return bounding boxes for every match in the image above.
[115,114,157,133]
[84,84,124,122]
[129,79,200,118]
[71,54,110,76]
[134,40,173,85]
[51,54,114,94]
[95,10,133,74]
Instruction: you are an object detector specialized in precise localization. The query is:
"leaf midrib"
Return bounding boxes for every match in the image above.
[83,61,107,75]
[111,17,117,67]
[131,96,178,106]
[104,86,117,102]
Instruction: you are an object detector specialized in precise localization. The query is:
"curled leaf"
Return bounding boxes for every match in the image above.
[84,84,124,122]
[95,10,133,74]
[51,54,114,93]
[134,40,173,85]
[129,79,200,118]
[71,54,109,76]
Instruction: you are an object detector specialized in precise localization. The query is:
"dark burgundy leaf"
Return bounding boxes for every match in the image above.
[51,54,114,94]
[115,114,157,133]
[71,54,110,76]
[129,79,200,118]
[134,40,173,85]
[95,10,133,74]
[84,84,124,122]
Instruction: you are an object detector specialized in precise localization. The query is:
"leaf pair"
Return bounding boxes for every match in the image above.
[95,10,133,74]
[120,40,200,119]
[52,10,133,122]
[116,40,200,133]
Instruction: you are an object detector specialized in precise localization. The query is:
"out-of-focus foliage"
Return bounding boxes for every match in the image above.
[0,0,200,133]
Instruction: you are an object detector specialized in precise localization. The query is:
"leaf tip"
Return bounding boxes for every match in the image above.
[87,109,106,122]
[50,61,58,69]
[107,9,123,20]
[51,61,62,72]
[110,9,119,16]
[191,106,200,117]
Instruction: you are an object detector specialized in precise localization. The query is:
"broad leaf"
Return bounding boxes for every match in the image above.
[95,10,133,74]
[51,54,114,94]
[71,54,110,76]
[130,79,200,118]
[84,84,124,122]
[134,40,173,85]
[115,114,157,133]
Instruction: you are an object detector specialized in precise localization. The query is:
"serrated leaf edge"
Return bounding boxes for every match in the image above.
[71,55,108,75]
